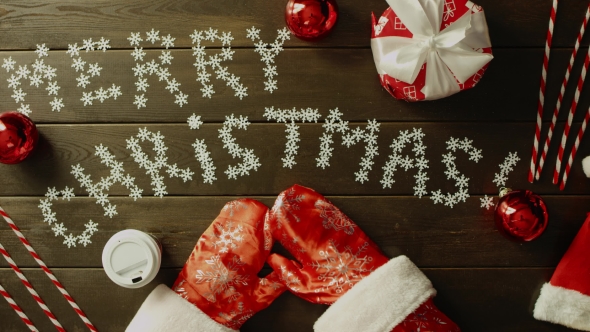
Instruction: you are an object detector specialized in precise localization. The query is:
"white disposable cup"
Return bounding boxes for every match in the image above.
[102,229,162,289]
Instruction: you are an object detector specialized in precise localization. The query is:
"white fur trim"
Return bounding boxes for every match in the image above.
[582,156,590,178]
[314,255,436,332]
[534,283,590,331]
[126,284,236,332]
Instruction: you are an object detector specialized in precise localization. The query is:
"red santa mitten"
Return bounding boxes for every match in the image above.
[533,213,590,331]
[266,184,459,332]
[126,199,286,332]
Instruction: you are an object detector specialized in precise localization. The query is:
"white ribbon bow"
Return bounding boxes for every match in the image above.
[371,0,493,100]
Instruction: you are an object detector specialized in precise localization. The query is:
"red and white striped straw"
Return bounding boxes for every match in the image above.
[0,283,39,331]
[528,0,559,183]
[0,243,64,332]
[0,206,98,332]
[535,5,590,180]
[560,106,590,189]
[553,43,590,185]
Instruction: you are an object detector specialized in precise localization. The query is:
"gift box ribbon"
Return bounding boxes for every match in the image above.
[371,0,493,100]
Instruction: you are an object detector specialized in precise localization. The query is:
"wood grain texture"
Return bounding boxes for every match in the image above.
[0,267,573,332]
[1,48,590,123]
[0,195,586,269]
[0,0,588,49]
[0,123,588,196]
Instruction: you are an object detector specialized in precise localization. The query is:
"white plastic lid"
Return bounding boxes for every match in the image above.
[102,229,162,289]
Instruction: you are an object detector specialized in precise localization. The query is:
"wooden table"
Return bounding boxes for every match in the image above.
[0,0,588,331]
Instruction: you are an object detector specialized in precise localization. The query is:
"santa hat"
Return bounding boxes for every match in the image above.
[533,213,590,331]
[314,255,445,332]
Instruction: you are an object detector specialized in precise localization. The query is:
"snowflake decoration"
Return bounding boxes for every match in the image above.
[68,37,120,106]
[191,138,217,185]
[381,128,429,197]
[249,27,290,93]
[17,103,31,116]
[315,108,380,184]
[187,113,204,130]
[71,144,144,223]
[127,127,194,197]
[271,187,304,228]
[493,152,520,187]
[35,44,49,58]
[128,30,187,109]
[480,195,494,210]
[2,57,16,72]
[263,106,321,168]
[218,114,261,180]
[430,137,481,208]
[39,188,99,248]
[5,57,62,114]
[311,240,375,294]
[190,28,248,99]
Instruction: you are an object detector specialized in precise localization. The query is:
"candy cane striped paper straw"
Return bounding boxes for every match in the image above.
[535,4,590,180]
[0,243,64,332]
[553,43,590,185]
[528,0,559,183]
[560,106,590,189]
[0,283,39,331]
[0,206,98,332]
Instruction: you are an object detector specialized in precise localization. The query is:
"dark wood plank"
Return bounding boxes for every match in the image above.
[1,48,590,123]
[0,267,576,331]
[0,195,585,268]
[0,122,589,196]
[0,0,588,49]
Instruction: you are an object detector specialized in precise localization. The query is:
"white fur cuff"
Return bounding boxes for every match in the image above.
[534,283,590,331]
[126,284,237,332]
[314,255,436,332]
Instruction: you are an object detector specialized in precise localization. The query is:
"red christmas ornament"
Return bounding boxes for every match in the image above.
[285,0,338,41]
[494,188,548,242]
[0,112,38,164]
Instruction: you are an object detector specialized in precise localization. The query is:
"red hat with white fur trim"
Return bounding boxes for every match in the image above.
[533,213,590,330]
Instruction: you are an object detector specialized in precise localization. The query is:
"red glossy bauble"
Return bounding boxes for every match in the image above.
[0,112,38,164]
[494,189,548,242]
[285,0,338,41]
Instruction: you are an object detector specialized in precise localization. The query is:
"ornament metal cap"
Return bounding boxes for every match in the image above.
[498,187,512,198]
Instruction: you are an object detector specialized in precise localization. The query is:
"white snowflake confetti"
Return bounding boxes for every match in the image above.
[127,127,194,197]
[46,81,60,95]
[187,113,203,130]
[128,32,143,46]
[35,44,50,58]
[480,195,494,210]
[493,152,520,187]
[315,109,380,184]
[430,137,481,208]
[11,88,26,103]
[264,107,321,169]
[2,57,16,72]
[249,27,290,93]
[191,28,248,99]
[219,114,261,179]
[39,187,100,248]
[50,97,64,112]
[134,94,147,109]
[381,128,429,197]
[17,103,31,116]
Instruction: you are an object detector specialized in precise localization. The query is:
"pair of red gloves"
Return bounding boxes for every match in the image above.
[126,185,459,332]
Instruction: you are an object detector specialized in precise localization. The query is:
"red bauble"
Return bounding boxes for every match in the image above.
[494,189,548,242]
[285,0,338,41]
[0,112,38,164]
